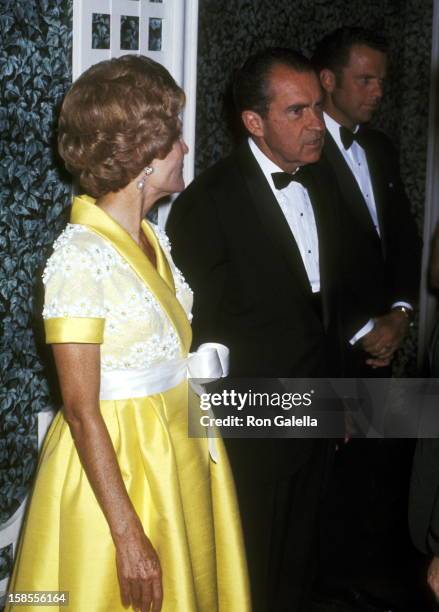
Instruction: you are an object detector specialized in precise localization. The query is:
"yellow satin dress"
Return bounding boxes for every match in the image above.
[6,196,250,611]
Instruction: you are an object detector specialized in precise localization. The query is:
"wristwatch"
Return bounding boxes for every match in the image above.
[391,306,414,327]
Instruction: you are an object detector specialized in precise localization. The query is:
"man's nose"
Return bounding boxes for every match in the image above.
[309,109,325,131]
[371,79,384,100]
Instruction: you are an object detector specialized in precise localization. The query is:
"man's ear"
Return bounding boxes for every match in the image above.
[319,68,336,94]
[241,110,264,138]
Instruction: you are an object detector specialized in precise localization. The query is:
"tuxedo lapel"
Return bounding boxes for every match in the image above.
[323,133,381,248]
[300,163,335,331]
[71,195,192,355]
[362,134,388,259]
[235,143,312,299]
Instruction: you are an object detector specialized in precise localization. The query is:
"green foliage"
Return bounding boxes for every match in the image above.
[0,0,72,534]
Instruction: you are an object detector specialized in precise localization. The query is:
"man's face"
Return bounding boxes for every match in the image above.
[328,44,387,128]
[248,64,325,173]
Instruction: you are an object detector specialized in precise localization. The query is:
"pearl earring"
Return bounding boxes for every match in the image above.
[136,166,154,191]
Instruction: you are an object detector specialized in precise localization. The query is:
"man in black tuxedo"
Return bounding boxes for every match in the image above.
[313,27,421,376]
[167,48,343,612]
[311,28,422,609]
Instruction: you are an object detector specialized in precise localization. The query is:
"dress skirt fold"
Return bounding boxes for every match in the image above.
[8,381,249,611]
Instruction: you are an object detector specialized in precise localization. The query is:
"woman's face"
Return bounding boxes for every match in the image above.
[149,137,189,196]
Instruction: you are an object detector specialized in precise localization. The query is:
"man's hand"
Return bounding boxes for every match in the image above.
[428,556,439,601]
[361,310,409,366]
[365,355,393,369]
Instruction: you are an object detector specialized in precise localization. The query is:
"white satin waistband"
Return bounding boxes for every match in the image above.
[99,343,229,462]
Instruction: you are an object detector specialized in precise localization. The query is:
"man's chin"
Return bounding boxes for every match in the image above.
[358,110,376,124]
[302,149,323,164]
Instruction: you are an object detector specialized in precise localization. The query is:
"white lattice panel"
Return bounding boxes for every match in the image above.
[73,1,182,77]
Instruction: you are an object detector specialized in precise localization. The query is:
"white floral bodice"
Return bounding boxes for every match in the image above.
[43,223,193,371]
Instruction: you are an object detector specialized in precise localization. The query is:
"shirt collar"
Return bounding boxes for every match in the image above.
[323,112,359,150]
[248,137,292,193]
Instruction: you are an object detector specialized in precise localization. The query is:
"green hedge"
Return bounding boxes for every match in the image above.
[0,0,73,585]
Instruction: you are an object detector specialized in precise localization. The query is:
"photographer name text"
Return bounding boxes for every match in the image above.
[200,414,318,428]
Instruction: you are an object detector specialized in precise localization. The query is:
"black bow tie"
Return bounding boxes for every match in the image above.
[339,125,366,150]
[271,169,308,190]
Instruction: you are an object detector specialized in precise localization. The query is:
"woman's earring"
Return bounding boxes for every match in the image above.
[137,166,154,191]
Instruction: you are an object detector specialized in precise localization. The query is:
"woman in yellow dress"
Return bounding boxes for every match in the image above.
[7,55,249,612]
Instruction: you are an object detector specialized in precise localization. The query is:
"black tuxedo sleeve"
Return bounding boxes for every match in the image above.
[316,155,373,342]
[340,293,374,342]
[166,178,227,349]
[337,132,422,340]
[375,134,422,307]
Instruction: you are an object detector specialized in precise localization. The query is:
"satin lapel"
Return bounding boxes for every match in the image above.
[362,135,388,259]
[141,219,176,293]
[300,163,335,331]
[236,143,312,298]
[323,133,380,245]
[70,195,192,355]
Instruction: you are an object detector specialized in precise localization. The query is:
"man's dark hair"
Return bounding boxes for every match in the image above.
[233,47,314,118]
[312,27,388,76]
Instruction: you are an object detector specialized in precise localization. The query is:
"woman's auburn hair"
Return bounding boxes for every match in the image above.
[58,54,185,197]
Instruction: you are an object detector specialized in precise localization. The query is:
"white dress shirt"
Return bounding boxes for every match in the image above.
[324,113,412,344]
[249,138,320,293]
[324,112,380,235]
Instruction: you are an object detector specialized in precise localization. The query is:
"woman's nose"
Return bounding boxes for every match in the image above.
[181,138,189,155]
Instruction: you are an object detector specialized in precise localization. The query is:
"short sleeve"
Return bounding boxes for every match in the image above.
[42,228,106,344]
